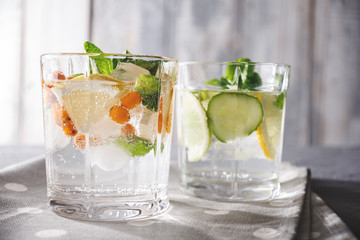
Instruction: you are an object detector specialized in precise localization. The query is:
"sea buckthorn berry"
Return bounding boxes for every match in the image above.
[73,134,87,149]
[109,105,130,124]
[158,97,163,134]
[52,103,72,127]
[63,122,77,137]
[165,90,174,134]
[165,110,173,134]
[121,123,136,136]
[52,71,66,80]
[120,91,142,110]
[42,79,53,88]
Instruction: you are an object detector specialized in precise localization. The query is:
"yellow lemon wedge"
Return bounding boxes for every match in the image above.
[256,93,283,161]
[54,74,124,133]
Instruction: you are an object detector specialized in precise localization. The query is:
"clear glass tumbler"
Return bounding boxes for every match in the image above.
[41,53,177,220]
[177,61,290,201]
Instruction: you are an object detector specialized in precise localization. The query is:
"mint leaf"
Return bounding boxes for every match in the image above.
[274,93,285,109]
[115,136,155,157]
[236,59,262,90]
[240,72,262,90]
[205,77,230,89]
[84,41,102,53]
[225,65,236,83]
[90,55,113,75]
[71,73,84,78]
[84,41,113,75]
[205,78,222,86]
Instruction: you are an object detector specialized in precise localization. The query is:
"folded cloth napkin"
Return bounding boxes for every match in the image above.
[0,157,355,240]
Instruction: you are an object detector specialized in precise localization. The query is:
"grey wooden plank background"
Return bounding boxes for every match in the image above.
[0,0,359,148]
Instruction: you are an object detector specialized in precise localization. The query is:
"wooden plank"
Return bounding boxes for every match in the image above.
[312,0,360,146]
[91,0,165,55]
[19,0,91,144]
[0,0,22,144]
[170,0,239,61]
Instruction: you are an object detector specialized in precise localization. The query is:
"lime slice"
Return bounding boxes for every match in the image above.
[207,93,263,142]
[256,93,283,161]
[115,136,155,157]
[181,91,211,162]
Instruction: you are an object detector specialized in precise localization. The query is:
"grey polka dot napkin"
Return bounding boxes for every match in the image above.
[0,157,355,240]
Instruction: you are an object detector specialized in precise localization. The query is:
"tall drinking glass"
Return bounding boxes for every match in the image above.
[41,53,177,220]
[177,61,290,201]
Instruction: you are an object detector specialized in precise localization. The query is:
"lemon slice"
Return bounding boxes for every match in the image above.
[180,91,211,162]
[57,74,122,133]
[256,93,283,161]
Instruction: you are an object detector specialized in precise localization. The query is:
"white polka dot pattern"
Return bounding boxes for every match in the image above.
[18,207,43,214]
[269,199,293,207]
[35,229,67,238]
[204,210,229,215]
[253,228,280,239]
[4,183,28,192]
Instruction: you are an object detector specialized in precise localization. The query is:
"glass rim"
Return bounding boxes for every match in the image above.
[40,53,177,61]
[180,61,290,68]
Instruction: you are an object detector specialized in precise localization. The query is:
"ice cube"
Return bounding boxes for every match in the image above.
[90,144,131,171]
[138,108,158,142]
[110,62,150,82]
[90,115,123,139]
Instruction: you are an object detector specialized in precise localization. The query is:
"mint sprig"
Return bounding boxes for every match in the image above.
[84,42,160,76]
[205,58,262,90]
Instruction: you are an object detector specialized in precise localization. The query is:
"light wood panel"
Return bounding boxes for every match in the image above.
[91,0,166,55]
[312,0,360,146]
[0,0,359,147]
[19,0,91,144]
[0,0,22,144]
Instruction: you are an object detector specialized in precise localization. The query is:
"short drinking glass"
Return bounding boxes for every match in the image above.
[41,53,177,220]
[177,61,290,201]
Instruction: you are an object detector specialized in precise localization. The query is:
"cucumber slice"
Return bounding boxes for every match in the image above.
[207,92,263,142]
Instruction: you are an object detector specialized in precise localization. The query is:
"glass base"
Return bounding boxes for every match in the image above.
[48,189,169,221]
[182,175,280,202]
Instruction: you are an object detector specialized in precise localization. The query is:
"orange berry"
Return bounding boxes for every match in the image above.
[52,104,72,127]
[73,134,87,149]
[121,123,136,136]
[120,91,142,110]
[52,71,66,80]
[42,78,53,88]
[165,89,174,134]
[63,122,77,137]
[158,97,163,134]
[109,105,130,124]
